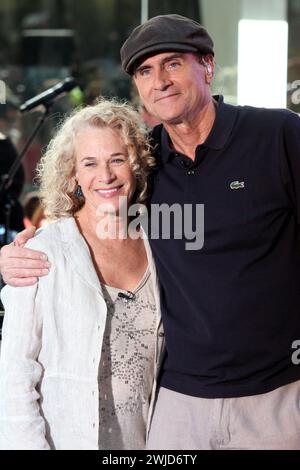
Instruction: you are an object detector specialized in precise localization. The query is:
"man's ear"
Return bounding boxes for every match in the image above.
[202,56,214,84]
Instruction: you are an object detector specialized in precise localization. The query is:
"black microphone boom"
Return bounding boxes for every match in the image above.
[19,77,77,113]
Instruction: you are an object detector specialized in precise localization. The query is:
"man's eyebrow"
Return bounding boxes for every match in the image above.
[135,63,152,74]
[161,53,184,64]
[135,53,184,74]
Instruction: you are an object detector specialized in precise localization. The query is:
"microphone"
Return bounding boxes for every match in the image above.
[19,77,78,113]
[117,291,136,302]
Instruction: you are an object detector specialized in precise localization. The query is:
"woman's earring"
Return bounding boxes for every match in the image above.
[74,185,83,198]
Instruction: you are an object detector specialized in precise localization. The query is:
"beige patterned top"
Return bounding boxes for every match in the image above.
[98,267,156,450]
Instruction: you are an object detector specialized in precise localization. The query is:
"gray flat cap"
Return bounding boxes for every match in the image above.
[121,14,214,75]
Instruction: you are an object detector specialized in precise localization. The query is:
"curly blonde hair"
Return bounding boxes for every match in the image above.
[36,98,155,220]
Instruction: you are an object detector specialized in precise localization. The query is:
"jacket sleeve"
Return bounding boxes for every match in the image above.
[0,281,50,450]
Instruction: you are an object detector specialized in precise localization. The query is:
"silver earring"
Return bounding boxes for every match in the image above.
[74,185,83,198]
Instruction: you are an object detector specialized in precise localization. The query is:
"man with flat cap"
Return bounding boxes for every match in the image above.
[1,14,300,450]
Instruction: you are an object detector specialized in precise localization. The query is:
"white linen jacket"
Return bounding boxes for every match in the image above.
[0,217,164,450]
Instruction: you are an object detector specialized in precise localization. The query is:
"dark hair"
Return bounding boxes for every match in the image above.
[23,195,40,219]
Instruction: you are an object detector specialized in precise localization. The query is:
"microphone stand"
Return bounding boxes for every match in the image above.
[0,104,51,246]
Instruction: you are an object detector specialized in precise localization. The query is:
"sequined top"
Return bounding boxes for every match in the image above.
[98,267,156,450]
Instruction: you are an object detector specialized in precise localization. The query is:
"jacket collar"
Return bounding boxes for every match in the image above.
[55,217,161,320]
[56,217,102,293]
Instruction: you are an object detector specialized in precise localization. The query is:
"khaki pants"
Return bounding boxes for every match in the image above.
[147,381,300,450]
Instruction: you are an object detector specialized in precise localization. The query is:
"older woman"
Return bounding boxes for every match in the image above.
[0,99,164,450]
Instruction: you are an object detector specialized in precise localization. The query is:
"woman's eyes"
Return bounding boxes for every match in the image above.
[110,158,125,165]
[83,158,125,167]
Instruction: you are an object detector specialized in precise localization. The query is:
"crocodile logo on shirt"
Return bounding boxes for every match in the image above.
[230,181,245,190]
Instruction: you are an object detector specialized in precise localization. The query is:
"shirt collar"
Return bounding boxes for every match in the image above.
[160,95,239,163]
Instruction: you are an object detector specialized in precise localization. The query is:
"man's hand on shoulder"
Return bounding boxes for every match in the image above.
[0,226,51,287]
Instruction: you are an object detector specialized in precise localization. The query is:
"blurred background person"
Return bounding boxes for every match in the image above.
[139,103,161,130]
[0,131,25,338]
[0,131,25,246]
[130,84,160,130]
[22,191,46,229]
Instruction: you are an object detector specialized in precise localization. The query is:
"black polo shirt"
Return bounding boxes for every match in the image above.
[148,95,300,398]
